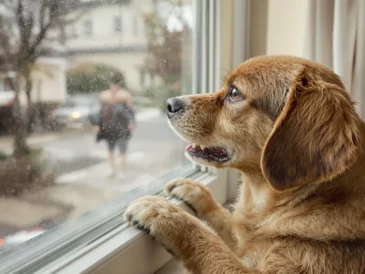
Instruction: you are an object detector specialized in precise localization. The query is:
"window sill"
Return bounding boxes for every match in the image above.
[155,259,185,274]
[39,170,227,274]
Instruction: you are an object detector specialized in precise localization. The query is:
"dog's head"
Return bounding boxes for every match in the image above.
[167,56,361,191]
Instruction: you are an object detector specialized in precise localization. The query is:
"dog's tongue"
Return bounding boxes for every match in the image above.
[185,144,192,151]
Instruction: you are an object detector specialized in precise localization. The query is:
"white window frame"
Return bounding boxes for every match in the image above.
[0,1,241,273]
[40,171,228,274]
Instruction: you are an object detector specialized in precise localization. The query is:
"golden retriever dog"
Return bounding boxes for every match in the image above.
[124,56,365,273]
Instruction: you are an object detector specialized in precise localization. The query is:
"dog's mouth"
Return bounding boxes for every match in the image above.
[185,143,231,163]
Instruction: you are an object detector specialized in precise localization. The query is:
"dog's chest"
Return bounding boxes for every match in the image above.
[233,182,274,259]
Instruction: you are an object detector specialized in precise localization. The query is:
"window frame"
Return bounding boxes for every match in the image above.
[38,170,228,274]
[0,0,234,273]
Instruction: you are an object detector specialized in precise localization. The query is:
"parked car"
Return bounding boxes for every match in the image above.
[51,95,100,128]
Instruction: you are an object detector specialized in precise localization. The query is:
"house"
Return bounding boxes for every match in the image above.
[65,0,157,93]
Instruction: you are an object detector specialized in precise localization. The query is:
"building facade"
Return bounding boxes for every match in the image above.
[65,0,156,93]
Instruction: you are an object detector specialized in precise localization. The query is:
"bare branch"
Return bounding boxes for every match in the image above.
[29,1,58,60]
[29,21,52,58]
[39,0,46,30]
[16,0,26,32]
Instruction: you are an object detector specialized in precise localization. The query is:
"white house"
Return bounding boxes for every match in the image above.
[65,0,156,92]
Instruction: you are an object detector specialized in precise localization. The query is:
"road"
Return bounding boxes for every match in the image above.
[0,110,191,241]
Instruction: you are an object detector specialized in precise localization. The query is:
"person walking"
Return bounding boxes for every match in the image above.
[96,72,135,179]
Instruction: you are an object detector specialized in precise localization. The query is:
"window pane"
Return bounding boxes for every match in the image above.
[0,0,195,257]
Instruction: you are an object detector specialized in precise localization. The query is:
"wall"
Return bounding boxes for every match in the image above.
[65,2,151,51]
[28,57,67,104]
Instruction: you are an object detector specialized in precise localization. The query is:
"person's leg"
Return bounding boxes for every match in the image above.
[118,138,129,179]
[119,154,126,172]
[107,138,116,177]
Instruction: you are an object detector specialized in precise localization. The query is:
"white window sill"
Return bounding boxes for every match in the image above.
[155,259,185,274]
[39,170,228,274]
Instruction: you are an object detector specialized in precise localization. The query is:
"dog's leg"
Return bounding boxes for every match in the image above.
[164,178,237,250]
[124,196,257,274]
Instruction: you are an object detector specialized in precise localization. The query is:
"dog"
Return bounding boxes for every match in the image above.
[124,56,365,273]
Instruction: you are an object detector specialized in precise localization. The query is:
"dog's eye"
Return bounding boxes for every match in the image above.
[227,87,243,102]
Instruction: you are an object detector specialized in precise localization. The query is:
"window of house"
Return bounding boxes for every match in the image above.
[0,0,222,273]
[84,19,93,36]
[114,16,122,33]
[0,75,14,92]
[133,16,138,36]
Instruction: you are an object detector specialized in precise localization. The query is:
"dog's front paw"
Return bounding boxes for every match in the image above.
[124,195,179,233]
[164,178,219,217]
[124,195,191,255]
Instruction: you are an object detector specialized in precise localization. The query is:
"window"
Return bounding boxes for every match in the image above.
[133,16,138,35]
[0,74,14,92]
[83,19,93,36]
[114,16,122,33]
[0,0,221,272]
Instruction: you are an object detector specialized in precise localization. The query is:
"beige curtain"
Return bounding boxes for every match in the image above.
[304,0,365,120]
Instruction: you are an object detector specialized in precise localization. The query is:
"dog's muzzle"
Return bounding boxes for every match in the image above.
[166,97,186,119]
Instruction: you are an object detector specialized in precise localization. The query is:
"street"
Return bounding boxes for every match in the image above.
[0,109,190,240]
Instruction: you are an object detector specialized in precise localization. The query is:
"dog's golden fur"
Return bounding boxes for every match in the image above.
[125,56,365,273]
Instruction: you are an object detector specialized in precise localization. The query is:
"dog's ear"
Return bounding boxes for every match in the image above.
[261,70,360,191]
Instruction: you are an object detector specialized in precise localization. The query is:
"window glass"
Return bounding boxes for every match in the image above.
[114,16,122,33]
[0,0,194,257]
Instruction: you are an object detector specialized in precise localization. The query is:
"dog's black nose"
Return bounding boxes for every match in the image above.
[166,97,185,118]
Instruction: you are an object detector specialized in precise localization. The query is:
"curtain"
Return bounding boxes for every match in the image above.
[304,0,365,120]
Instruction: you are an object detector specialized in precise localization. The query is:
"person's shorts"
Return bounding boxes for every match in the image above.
[106,137,129,153]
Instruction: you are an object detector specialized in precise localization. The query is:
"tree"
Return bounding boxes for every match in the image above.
[0,0,81,157]
[143,0,191,85]
[67,63,124,94]
[142,0,192,110]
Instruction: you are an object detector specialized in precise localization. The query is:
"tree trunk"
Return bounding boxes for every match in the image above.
[12,73,30,158]
[25,72,35,134]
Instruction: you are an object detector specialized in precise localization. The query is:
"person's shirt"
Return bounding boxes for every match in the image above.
[99,89,133,108]
[98,89,135,128]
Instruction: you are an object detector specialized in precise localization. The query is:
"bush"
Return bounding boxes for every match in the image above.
[67,63,123,94]
[0,149,54,196]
